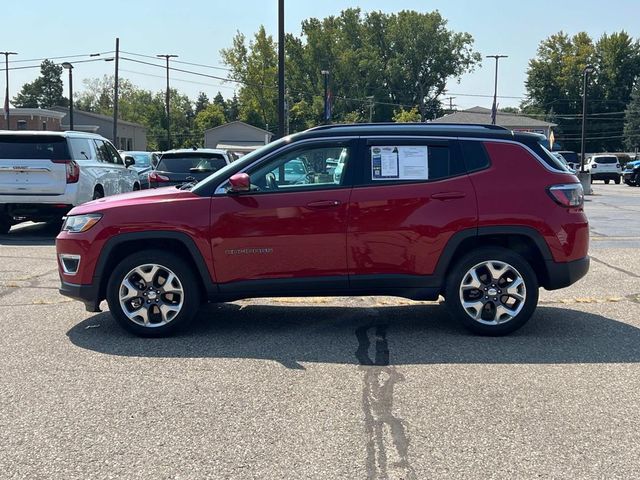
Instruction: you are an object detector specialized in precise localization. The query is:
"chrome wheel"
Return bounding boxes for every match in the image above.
[458,260,526,325]
[118,263,184,328]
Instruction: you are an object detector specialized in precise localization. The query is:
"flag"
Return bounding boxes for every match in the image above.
[549,130,555,150]
[324,88,332,121]
[490,101,497,125]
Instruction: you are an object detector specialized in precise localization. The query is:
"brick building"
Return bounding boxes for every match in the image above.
[1,108,66,131]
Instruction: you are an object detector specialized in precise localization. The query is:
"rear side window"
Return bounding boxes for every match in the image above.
[594,156,617,164]
[158,154,227,174]
[460,141,490,172]
[526,141,566,171]
[0,136,70,160]
[363,142,462,185]
[69,138,97,161]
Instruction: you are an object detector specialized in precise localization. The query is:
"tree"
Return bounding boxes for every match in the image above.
[13,59,67,108]
[624,82,640,151]
[221,9,480,130]
[392,107,421,122]
[194,103,226,140]
[194,92,210,115]
[523,31,640,151]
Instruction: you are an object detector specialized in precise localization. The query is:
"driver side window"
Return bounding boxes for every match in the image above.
[248,144,351,192]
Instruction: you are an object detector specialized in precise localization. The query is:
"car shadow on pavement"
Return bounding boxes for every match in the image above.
[0,221,59,246]
[66,303,640,368]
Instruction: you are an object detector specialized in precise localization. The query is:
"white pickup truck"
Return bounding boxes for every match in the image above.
[0,131,140,233]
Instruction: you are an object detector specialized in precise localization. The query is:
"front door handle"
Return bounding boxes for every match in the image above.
[306,200,342,209]
[431,191,466,200]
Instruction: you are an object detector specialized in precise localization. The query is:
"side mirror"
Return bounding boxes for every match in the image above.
[228,173,251,193]
[124,156,136,168]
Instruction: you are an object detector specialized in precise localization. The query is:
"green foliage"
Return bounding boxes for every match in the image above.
[13,60,67,108]
[221,9,480,131]
[523,31,640,152]
[392,107,421,123]
[624,82,640,150]
[194,92,210,115]
[194,103,226,141]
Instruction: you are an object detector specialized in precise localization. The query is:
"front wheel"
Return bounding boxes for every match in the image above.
[106,250,201,337]
[444,247,539,336]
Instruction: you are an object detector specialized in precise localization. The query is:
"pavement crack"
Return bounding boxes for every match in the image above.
[356,324,417,480]
[590,255,640,279]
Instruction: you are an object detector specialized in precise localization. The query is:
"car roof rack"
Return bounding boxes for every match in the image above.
[306,122,511,132]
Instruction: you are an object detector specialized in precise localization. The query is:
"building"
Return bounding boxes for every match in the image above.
[204,121,273,157]
[51,107,147,150]
[2,108,66,131]
[431,106,556,138]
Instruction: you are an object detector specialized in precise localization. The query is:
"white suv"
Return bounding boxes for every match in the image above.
[586,155,622,184]
[0,131,140,233]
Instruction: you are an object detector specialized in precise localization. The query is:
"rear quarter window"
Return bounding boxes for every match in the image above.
[460,141,490,172]
[0,136,70,160]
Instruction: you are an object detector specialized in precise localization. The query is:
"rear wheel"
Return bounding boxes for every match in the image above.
[0,215,11,234]
[615,177,620,184]
[106,250,201,337]
[93,187,104,200]
[444,247,539,336]
[605,179,610,184]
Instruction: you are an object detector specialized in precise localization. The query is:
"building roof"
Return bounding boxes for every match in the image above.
[432,106,556,128]
[204,121,273,136]
[7,108,66,119]
[50,106,146,129]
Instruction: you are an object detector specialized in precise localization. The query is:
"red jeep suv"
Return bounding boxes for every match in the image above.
[56,124,589,336]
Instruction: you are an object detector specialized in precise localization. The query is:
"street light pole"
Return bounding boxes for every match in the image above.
[487,54,508,125]
[62,62,74,130]
[156,54,178,149]
[580,65,595,173]
[277,0,285,138]
[113,38,120,147]
[1,51,17,130]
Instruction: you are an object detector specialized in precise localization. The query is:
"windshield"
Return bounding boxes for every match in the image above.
[157,153,227,173]
[127,152,152,167]
[191,138,289,195]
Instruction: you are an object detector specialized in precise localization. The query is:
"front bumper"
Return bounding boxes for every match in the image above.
[544,256,590,290]
[59,278,102,312]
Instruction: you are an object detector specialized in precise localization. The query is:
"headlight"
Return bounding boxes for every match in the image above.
[62,214,103,233]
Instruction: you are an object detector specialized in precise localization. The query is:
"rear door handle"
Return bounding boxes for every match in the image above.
[431,191,467,200]
[306,200,342,209]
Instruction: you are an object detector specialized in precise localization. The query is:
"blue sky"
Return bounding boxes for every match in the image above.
[4,0,640,110]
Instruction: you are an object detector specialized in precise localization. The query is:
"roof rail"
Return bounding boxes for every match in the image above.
[306,122,510,132]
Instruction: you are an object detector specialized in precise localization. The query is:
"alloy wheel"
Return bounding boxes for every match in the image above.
[458,260,527,325]
[118,263,184,327]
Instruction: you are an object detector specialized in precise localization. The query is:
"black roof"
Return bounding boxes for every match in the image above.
[291,123,542,143]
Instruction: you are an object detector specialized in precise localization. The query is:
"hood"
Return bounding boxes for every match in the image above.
[69,187,197,215]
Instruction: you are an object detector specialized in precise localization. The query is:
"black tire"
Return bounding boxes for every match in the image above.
[93,187,104,200]
[106,250,201,337]
[604,179,610,184]
[133,183,140,191]
[444,247,539,336]
[614,177,620,185]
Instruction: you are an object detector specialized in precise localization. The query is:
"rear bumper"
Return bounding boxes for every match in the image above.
[59,278,102,312]
[544,256,590,290]
[1,203,73,220]
[590,172,620,180]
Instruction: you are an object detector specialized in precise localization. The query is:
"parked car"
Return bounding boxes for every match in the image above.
[0,131,140,234]
[148,148,231,188]
[622,158,640,186]
[552,152,576,173]
[56,123,588,337]
[555,150,579,171]
[120,151,159,189]
[585,155,622,184]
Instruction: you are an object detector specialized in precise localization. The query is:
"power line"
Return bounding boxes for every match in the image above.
[8,51,113,64]
[119,68,236,90]
[121,50,232,72]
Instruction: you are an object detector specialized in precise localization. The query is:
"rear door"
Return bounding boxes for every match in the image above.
[0,135,69,195]
[347,137,477,289]
[94,139,120,195]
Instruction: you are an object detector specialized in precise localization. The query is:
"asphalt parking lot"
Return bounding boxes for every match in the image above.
[1,184,639,479]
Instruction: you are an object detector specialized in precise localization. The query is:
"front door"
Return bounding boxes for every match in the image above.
[210,140,356,295]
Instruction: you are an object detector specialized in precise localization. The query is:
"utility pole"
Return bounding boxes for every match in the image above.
[487,54,508,125]
[581,65,595,173]
[156,54,178,149]
[1,51,17,130]
[321,70,330,123]
[277,0,285,138]
[112,38,120,147]
[61,63,74,130]
[367,96,374,123]
[445,96,456,113]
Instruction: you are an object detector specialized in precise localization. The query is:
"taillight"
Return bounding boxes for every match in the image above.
[616,164,621,168]
[52,159,80,183]
[591,164,597,168]
[149,172,170,183]
[548,184,584,207]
